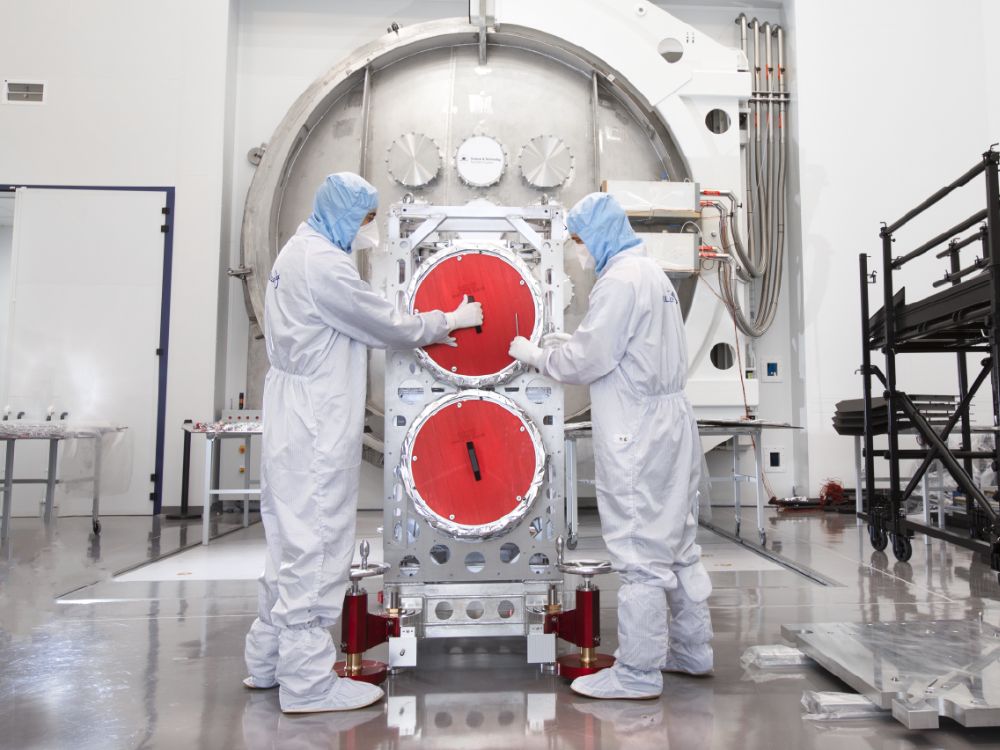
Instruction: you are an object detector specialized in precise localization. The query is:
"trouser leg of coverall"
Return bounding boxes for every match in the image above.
[270,466,380,712]
[570,582,665,699]
[244,473,281,688]
[664,568,714,674]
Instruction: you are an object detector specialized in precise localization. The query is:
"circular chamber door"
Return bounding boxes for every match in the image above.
[408,246,542,387]
[400,391,545,540]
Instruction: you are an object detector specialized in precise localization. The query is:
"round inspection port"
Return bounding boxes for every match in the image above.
[497,600,516,619]
[466,600,485,620]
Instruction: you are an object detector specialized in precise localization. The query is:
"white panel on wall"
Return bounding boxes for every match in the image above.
[3,188,165,516]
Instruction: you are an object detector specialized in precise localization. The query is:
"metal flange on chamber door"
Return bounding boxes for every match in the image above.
[381,202,567,664]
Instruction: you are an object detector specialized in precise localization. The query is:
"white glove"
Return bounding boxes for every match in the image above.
[540,332,573,348]
[435,335,458,348]
[508,336,545,369]
[444,295,484,332]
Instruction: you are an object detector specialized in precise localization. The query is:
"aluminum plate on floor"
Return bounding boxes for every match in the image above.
[781,619,1000,729]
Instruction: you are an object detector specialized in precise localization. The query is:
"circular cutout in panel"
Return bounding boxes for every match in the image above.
[705,109,731,135]
[455,135,506,187]
[466,600,485,619]
[519,135,574,189]
[409,247,541,387]
[430,543,451,564]
[400,555,421,577]
[500,542,520,563]
[400,391,545,540]
[497,600,516,619]
[465,552,486,573]
[710,342,735,370]
[529,553,551,574]
[386,132,442,187]
[435,601,454,620]
[658,37,684,63]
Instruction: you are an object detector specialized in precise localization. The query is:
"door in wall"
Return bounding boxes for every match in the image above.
[2,188,166,516]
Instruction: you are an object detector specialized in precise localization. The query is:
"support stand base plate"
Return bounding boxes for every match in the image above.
[333,659,389,685]
[557,652,615,680]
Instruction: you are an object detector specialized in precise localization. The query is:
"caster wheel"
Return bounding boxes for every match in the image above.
[92,519,101,535]
[892,535,912,562]
[735,522,742,537]
[566,534,578,550]
[869,525,888,551]
[759,531,767,546]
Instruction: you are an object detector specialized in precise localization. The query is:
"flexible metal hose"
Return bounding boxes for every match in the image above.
[716,17,788,338]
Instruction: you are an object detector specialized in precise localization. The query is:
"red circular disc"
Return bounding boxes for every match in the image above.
[412,252,537,378]
[410,397,539,528]
[557,653,615,681]
[333,660,389,685]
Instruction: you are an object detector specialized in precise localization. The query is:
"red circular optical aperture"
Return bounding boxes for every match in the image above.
[410,398,538,527]
[413,252,537,377]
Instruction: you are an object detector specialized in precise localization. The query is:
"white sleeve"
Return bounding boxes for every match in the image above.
[540,276,635,385]
[306,248,449,349]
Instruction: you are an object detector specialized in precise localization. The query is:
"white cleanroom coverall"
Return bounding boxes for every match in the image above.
[243,173,476,712]
[510,192,713,699]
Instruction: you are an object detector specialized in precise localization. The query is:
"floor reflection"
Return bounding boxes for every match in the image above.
[241,676,716,750]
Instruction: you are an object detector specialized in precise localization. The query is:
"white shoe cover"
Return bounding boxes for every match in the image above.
[281,677,385,714]
[570,663,662,700]
[243,676,278,689]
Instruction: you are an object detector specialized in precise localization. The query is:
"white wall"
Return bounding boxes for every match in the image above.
[0,0,234,512]
[792,0,1000,492]
[0,219,12,372]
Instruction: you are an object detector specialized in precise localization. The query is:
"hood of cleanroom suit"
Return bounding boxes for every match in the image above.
[305,172,378,252]
[566,192,642,274]
[536,199,714,693]
[244,176,450,711]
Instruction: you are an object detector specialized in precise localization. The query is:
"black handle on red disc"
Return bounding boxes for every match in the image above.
[466,441,482,481]
[467,294,482,334]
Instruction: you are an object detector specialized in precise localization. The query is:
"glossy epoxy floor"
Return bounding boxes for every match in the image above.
[3,507,1000,749]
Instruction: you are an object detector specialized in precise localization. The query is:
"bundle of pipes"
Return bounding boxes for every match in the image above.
[703,16,789,338]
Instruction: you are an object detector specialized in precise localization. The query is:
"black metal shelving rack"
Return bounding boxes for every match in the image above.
[859,147,1000,579]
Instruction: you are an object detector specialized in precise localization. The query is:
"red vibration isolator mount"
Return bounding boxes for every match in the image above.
[544,537,616,680]
[333,541,400,685]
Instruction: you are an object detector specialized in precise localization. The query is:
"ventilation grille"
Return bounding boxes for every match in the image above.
[4,81,45,103]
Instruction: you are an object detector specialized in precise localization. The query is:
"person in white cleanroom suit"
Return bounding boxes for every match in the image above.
[243,173,483,713]
[509,192,713,700]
